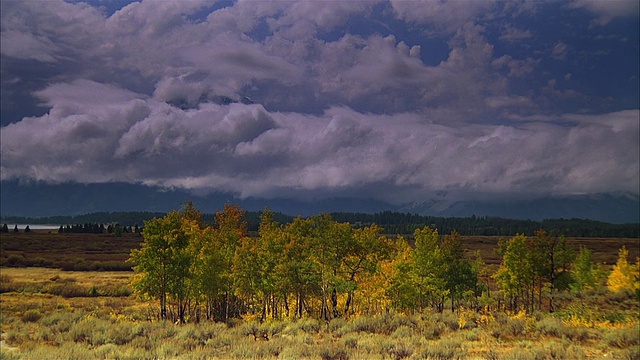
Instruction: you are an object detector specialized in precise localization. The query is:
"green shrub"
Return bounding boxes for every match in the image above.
[387,341,414,360]
[44,283,88,298]
[130,335,153,351]
[505,317,526,337]
[255,339,284,358]
[535,316,566,337]
[240,320,267,341]
[34,327,54,342]
[106,322,136,345]
[156,342,180,359]
[68,317,109,345]
[350,315,379,333]
[348,312,414,335]
[21,309,42,323]
[26,257,54,267]
[319,343,350,360]
[430,312,460,331]
[4,329,26,345]
[420,318,447,339]
[421,337,465,360]
[532,341,586,360]
[391,325,414,339]
[624,345,640,360]
[299,317,320,333]
[328,317,348,334]
[6,254,25,267]
[0,274,16,293]
[94,344,119,359]
[462,327,481,341]
[103,284,132,297]
[278,343,313,360]
[501,346,536,360]
[22,343,94,360]
[605,327,640,348]
[0,348,21,360]
[342,335,358,349]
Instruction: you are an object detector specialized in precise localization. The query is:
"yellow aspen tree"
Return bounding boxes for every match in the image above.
[607,246,638,293]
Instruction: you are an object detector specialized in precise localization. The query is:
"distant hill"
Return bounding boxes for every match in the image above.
[398,192,640,224]
[1,180,638,224]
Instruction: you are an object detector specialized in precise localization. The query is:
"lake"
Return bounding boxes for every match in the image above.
[4,224,61,230]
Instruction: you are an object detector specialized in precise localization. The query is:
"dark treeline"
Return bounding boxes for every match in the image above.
[329,212,639,238]
[2,210,638,238]
[1,212,165,228]
[56,223,141,235]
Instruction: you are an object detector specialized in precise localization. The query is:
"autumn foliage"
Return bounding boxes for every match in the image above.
[129,203,638,324]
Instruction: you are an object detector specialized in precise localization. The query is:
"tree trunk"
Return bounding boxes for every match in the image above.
[224,291,229,324]
[344,291,352,316]
[161,291,167,320]
[284,294,290,318]
[261,297,267,322]
[331,288,339,318]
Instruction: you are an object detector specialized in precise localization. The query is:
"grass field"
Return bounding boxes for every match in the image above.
[1,267,638,359]
[1,231,638,359]
[0,231,141,271]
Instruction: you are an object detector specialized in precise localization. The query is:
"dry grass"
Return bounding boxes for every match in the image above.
[1,268,637,359]
[0,231,140,270]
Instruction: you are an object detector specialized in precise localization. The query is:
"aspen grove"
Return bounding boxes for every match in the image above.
[129,203,639,324]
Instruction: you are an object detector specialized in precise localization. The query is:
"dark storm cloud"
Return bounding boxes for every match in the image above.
[1,0,638,203]
[2,80,637,203]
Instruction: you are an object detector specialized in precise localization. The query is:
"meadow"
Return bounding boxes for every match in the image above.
[1,229,638,359]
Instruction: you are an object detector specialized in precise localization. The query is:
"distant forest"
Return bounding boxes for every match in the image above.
[2,210,638,238]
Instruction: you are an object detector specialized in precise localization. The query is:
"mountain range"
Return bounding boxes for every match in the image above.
[1,180,638,224]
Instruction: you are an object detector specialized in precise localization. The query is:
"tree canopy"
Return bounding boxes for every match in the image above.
[128,203,638,324]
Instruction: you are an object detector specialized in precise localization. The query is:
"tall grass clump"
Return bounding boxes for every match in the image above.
[0,274,16,293]
[420,337,465,360]
[605,326,640,348]
[319,343,350,360]
[20,309,42,323]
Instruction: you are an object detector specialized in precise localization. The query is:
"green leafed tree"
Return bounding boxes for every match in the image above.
[213,203,248,323]
[341,224,392,316]
[188,224,224,321]
[440,231,478,312]
[412,226,447,312]
[278,216,321,319]
[387,236,421,312]
[129,210,193,322]
[533,230,575,312]
[494,234,534,311]
[232,210,283,321]
[572,246,597,292]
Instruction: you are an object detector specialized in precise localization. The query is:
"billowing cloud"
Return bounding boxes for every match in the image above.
[499,25,533,43]
[1,80,637,203]
[1,0,638,206]
[390,0,496,31]
[551,41,568,60]
[571,0,639,25]
[492,55,539,78]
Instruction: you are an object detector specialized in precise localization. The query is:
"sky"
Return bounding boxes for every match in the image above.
[1,0,639,208]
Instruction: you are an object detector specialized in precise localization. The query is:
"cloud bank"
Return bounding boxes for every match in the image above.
[2,80,637,203]
[1,0,638,204]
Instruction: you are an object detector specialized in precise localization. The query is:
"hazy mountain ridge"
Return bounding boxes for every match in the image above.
[399,193,640,224]
[1,181,638,224]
